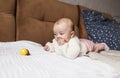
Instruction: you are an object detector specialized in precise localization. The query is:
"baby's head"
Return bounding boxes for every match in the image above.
[53,18,75,42]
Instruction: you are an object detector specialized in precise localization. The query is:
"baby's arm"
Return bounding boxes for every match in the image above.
[59,38,81,59]
[44,45,50,51]
[44,42,55,52]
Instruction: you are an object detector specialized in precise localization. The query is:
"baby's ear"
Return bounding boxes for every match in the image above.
[71,31,75,38]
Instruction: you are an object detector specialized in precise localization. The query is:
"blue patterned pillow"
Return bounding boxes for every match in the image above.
[81,10,120,50]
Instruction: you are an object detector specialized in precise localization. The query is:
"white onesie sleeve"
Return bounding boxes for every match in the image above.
[57,36,81,59]
[46,42,55,52]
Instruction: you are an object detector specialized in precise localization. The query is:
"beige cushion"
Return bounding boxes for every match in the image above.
[0,0,15,41]
[17,17,54,45]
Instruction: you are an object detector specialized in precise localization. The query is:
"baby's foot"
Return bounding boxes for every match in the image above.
[103,43,109,51]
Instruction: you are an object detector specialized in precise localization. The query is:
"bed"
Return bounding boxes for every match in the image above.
[0,0,120,78]
[0,40,119,78]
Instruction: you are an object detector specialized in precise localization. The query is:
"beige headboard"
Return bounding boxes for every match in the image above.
[0,0,112,45]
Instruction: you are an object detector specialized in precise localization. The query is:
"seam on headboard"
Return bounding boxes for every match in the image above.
[16,0,20,41]
[76,5,80,29]
[14,0,17,41]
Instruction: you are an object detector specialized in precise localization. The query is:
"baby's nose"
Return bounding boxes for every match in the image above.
[57,37,61,40]
[56,37,62,41]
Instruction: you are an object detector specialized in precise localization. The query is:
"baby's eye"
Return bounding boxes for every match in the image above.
[54,33,56,36]
[60,33,64,35]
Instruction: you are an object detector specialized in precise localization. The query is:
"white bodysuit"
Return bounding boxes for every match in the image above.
[46,36,87,59]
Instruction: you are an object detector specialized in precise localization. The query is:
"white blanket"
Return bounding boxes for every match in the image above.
[0,40,119,78]
[88,51,120,73]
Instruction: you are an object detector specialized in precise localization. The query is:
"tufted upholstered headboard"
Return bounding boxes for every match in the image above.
[0,0,16,41]
[0,0,112,45]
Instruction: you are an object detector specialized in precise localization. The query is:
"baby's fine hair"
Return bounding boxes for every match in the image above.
[55,18,74,31]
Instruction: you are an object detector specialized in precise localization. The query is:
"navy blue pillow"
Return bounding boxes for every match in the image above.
[81,10,120,50]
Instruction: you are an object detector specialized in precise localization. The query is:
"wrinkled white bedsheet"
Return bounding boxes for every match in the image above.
[0,40,119,78]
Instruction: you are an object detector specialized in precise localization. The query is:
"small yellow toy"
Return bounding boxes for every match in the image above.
[20,48,29,56]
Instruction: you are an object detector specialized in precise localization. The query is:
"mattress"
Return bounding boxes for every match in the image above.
[0,40,119,78]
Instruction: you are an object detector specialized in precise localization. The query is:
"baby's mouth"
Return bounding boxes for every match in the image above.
[57,37,62,40]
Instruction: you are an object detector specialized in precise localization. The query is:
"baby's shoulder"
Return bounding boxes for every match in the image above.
[69,36,80,43]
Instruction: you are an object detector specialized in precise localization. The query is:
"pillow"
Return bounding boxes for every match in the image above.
[81,10,120,50]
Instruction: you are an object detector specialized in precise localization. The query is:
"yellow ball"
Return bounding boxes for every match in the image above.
[20,48,29,56]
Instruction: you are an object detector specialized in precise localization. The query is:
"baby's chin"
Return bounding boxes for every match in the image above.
[65,38,71,42]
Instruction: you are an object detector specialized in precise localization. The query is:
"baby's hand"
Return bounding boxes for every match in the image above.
[57,38,67,46]
[44,45,50,51]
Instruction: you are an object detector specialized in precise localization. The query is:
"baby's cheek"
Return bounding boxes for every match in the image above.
[64,36,71,42]
[62,35,67,39]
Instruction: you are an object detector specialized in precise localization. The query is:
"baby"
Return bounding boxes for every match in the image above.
[44,18,109,59]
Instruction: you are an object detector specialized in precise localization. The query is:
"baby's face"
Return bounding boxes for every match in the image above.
[53,22,74,43]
